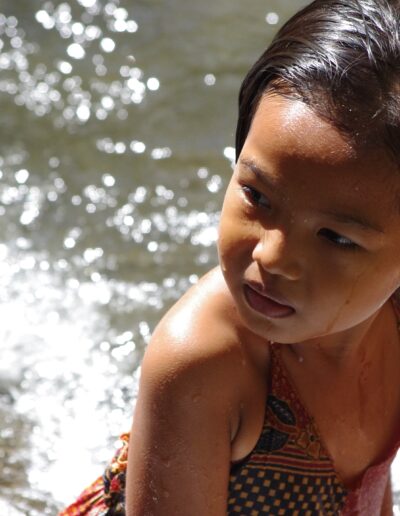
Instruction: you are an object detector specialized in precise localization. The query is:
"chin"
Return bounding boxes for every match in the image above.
[236,303,290,343]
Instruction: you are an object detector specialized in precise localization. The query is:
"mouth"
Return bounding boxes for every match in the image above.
[243,283,295,319]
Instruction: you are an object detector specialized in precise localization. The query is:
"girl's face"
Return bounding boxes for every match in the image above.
[218,94,400,344]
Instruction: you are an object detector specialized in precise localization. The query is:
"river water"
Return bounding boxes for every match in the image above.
[0,1,398,514]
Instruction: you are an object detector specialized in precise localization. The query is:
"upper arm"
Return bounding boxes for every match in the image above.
[125,316,239,516]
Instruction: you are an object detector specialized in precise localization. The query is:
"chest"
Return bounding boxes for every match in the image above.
[281,349,400,486]
[319,386,399,487]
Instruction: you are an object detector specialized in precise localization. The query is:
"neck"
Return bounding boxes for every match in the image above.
[288,301,395,367]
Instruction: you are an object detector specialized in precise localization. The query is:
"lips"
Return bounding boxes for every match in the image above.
[244,283,295,319]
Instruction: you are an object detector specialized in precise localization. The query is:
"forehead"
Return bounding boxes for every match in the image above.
[244,94,400,218]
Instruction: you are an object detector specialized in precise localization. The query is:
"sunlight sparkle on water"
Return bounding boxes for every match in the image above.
[147,77,160,91]
[266,12,280,25]
[204,73,216,86]
[100,37,115,53]
[76,103,91,121]
[67,43,85,59]
[63,237,76,249]
[223,146,236,167]
[35,10,55,30]
[197,167,209,179]
[72,22,85,36]
[57,60,73,74]
[151,147,172,160]
[101,95,114,110]
[0,2,399,513]
[130,140,146,154]
[206,175,223,193]
[85,25,102,40]
[102,174,115,187]
[14,168,29,184]
[78,0,98,7]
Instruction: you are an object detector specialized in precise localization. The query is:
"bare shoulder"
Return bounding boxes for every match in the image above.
[141,266,268,406]
[137,267,270,457]
[148,267,242,361]
[126,268,270,515]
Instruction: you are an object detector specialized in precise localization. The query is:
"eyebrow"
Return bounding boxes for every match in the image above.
[239,157,281,192]
[323,211,383,233]
[238,157,384,234]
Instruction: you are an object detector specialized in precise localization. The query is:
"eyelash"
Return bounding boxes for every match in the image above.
[241,185,359,251]
[318,228,359,250]
[241,185,271,208]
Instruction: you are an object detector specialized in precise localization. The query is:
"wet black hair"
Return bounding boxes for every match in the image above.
[236,0,400,162]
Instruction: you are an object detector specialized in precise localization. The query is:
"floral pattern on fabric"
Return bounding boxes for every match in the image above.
[59,433,128,516]
[59,297,400,515]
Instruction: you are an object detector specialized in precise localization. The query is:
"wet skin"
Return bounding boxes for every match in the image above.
[219,94,400,352]
[126,96,400,515]
[217,95,400,498]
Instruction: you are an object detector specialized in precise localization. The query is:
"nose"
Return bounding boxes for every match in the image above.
[252,229,301,281]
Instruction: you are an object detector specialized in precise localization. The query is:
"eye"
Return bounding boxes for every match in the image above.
[242,185,271,208]
[318,228,359,249]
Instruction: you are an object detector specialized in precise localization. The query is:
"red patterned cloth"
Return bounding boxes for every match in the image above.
[228,344,399,515]
[60,297,400,515]
[228,297,400,515]
[59,433,129,516]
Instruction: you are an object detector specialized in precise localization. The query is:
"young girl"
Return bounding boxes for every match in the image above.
[60,0,400,514]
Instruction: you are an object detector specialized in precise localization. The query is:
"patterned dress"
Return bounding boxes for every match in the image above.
[59,433,129,516]
[227,345,397,515]
[59,299,400,516]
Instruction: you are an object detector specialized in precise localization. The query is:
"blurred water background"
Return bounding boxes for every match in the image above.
[0,0,398,514]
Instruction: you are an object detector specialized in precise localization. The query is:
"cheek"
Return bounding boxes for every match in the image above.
[217,231,243,271]
[218,220,257,275]
[362,261,400,303]
[219,190,255,251]
[315,261,395,329]
[297,256,368,320]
